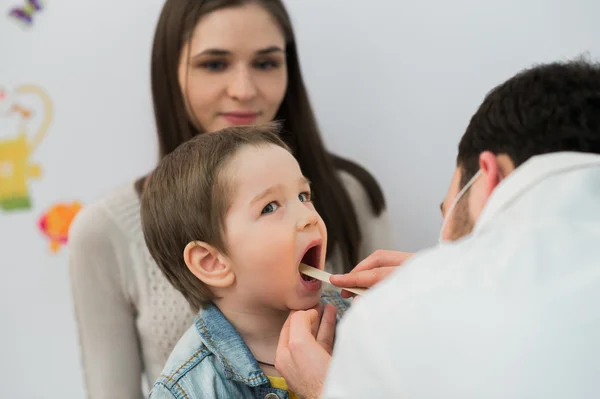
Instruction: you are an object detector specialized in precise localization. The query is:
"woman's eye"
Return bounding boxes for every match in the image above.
[299,192,311,202]
[254,59,279,70]
[261,202,280,215]
[199,60,227,71]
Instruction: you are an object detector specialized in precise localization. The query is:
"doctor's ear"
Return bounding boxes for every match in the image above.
[479,151,516,194]
[478,151,503,198]
[183,241,235,288]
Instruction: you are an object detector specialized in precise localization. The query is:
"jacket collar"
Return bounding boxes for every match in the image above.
[474,151,600,234]
[195,304,269,387]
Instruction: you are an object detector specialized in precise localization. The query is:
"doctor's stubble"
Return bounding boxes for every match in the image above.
[447,189,475,241]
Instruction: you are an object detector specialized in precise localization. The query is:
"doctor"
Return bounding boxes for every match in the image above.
[275,59,600,398]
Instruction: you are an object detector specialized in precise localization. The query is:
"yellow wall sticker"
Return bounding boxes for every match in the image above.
[0,84,52,212]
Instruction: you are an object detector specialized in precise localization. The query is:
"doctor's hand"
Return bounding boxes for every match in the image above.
[330,249,414,298]
[275,304,337,399]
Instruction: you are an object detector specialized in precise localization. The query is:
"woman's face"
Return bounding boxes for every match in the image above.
[178,3,288,133]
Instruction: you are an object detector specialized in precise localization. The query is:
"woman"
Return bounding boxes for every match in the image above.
[68,0,392,397]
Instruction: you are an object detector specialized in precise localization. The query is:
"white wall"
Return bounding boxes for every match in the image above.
[1,0,598,397]
[286,0,600,250]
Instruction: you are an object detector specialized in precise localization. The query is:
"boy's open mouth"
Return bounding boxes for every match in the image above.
[299,240,322,282]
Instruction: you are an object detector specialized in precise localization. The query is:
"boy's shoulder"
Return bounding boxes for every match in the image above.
[149,307,271,399]
[149,321,216,398]
[150,291,351,399]
[321,288,352,319]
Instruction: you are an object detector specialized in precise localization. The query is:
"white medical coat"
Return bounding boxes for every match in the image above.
[323,152,600,399]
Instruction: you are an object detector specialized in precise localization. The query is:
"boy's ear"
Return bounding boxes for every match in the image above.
[183,241,235,288]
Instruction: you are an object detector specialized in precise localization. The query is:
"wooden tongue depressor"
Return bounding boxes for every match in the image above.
[299,263,367,296]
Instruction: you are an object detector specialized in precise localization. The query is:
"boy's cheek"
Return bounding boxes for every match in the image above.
[319,223,329,262]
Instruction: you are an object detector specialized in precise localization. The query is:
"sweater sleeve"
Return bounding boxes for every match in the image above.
[339,171,395,263]
[68,202,143,399]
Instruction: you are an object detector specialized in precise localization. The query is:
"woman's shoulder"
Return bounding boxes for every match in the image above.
[69,181,141,248]
[332,155,386,216]
[336,169,367,203]
[68,182,144,300]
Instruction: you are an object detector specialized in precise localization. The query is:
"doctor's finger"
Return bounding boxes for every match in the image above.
[288,310,320,351]
[316,304,337,355]
[309,303,324,338]
[330,266,397,290]
[352,250,414,273]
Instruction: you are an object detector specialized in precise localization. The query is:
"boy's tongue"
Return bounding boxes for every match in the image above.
[301,273,315,282]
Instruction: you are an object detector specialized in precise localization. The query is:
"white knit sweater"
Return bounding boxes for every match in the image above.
[68,171,393,398]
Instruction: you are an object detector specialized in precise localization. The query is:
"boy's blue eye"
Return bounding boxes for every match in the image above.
[261,202,279,215]
[299,192,311,202]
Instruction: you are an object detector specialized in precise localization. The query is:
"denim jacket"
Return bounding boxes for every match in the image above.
[149,289,351,399]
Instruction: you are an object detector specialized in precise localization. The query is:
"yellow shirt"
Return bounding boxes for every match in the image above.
[267,376,299,399]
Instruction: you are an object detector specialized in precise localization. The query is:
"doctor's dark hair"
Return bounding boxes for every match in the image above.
[457,58,600,187]
[139,0,386,272]
[141,123,291,310]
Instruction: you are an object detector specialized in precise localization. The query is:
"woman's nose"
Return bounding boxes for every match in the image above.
[227,67,257,102]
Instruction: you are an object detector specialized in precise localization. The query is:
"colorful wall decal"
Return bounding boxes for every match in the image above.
[38,201,83,253]
[0,84,52,212]
[8,0,43,26]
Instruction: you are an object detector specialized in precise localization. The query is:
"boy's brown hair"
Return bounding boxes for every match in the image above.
[141,122,291,310]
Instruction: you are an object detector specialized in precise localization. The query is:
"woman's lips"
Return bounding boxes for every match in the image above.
[220,112,260,125]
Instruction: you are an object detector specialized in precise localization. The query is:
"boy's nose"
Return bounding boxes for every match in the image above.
[297,209,319,231]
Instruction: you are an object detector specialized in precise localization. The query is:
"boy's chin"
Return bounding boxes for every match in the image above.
[287,294,322,312]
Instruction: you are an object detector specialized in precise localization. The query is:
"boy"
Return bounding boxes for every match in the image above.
[140,122,350,399]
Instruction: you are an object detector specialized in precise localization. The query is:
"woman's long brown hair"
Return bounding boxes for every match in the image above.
[138,0,386,272]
